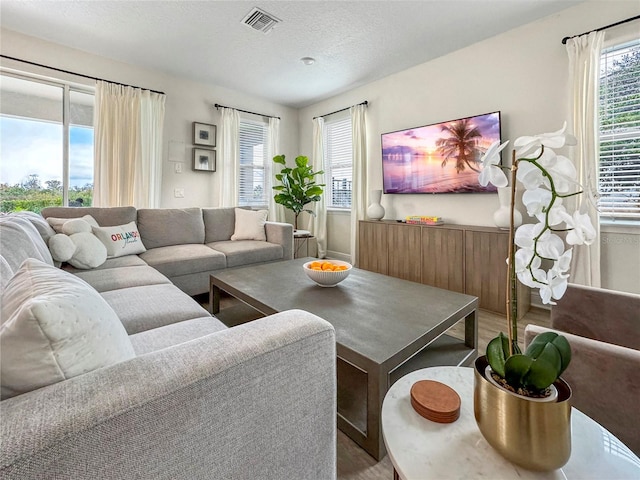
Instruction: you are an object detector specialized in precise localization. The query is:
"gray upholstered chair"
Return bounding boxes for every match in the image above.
[524,283,640,456]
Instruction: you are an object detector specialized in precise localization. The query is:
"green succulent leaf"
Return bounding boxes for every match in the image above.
[523,357,559,391]
[486,332,510,378]
[504,354,532,388]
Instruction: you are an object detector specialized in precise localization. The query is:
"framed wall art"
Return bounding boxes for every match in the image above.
[193,122,216,147]
[193,148,216,172]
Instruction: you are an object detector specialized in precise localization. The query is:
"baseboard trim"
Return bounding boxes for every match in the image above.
[326,250,351,262]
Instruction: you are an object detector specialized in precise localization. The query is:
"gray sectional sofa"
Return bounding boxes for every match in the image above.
[0,208,337,479]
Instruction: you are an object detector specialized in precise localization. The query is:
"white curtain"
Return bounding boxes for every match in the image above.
[218,107,240,207]
[350,103,368,265]
[93,81,165,208]
[267,117,284,222]
[311,117,327,258]
[566,31,604,287]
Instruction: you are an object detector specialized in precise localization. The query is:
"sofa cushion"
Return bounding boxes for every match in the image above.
[202,207,244,243]
[63,254,148,274]
[41,206,137,227]
[92,221,146,257]
[231,208,268,241]
[139,244,226,277]
[208,241,283,268]
[101,283,212,334]
[0,216,54,272]
[73,265,171,293]
[0,259,135,400]
[137,208,205,248]
[129,317,227,355]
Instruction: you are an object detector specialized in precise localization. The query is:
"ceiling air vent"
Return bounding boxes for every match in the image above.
[241,7,281,34]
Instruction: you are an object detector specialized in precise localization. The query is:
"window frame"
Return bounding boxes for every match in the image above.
[597,37,640,225]
[238,117,271,209]
[0,69,95,208]
[323,115,353,210]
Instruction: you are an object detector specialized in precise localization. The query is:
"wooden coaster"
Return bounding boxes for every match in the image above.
[410,380,461,423]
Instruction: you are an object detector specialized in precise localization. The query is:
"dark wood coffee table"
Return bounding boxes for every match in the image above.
[209,258,478,460]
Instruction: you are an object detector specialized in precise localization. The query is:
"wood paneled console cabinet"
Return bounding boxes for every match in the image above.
[358,220,530,318]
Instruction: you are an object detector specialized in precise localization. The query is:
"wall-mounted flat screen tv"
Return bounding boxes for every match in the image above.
[381,111,501,194]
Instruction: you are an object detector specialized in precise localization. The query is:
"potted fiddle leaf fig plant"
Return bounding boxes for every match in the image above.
[272,155,325,231]
[474,122,596,471]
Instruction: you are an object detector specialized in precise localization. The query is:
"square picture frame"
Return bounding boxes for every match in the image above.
[193,122,216,147]
[193,148,216,172]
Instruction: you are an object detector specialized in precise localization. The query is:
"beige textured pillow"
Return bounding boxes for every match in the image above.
[231,208,268,241]
[0,258,135,399]
[92,221,146,258]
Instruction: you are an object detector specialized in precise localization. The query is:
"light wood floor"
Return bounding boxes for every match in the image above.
[201,293,551,479]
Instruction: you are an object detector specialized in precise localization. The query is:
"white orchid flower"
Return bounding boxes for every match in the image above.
[516,266,546,289]
[553,248,573,274]
[559,210,597,246]
[521,188,566,226]
[537,268,570,305]
[537,231,566,260]
[544,155,578,194]
[514,223,543,249]
[516,147,556,190]
[514,121,577,158]
[514,248,540,274]
[478,140,509,187]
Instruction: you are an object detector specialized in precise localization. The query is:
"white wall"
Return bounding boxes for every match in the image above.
[0,28,299,208]
[297,0,640,294]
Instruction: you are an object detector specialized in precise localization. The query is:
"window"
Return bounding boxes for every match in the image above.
[598,39,640,221]
[238,119,270,208]
[324,116,352,208]
[0,72,94,213]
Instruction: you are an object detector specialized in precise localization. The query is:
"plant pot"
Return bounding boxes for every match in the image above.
[473,356,572,471]
[483,365,558,403]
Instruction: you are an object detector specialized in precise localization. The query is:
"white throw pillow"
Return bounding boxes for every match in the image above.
[47,215,99,234]
[231,208,268,241]
[0,258,135,400]
[92,221,146,258]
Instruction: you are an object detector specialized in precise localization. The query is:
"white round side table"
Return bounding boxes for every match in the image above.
[382,366,640,479]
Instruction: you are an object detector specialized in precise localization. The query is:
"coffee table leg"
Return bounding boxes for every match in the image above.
[209,280,221,314]
[464,309,478,350]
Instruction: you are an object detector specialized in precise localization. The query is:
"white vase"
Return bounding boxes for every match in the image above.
[493,186,522,230]
[367,189,385,220]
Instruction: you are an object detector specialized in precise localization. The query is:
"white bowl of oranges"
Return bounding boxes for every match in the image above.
[303,260,352,287]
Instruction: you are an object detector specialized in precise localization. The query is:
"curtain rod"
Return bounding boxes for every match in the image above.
[561,14,640,44]
[214,103,280,119]
[0,54,165,95]
[313,100,368,119]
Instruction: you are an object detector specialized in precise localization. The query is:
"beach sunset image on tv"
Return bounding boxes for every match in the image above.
[381,111,501,194]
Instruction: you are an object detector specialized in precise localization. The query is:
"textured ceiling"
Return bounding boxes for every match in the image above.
[0,1,583,108]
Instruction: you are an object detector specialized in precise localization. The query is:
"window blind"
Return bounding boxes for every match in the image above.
[324,117,352,208]
[598,39,640,220]
[238,119,270,208]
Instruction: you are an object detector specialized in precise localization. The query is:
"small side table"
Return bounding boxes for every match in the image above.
[293,231,317,259]
[382,367,640,480]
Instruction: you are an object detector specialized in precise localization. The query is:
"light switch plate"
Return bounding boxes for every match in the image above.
[174,188,185,198]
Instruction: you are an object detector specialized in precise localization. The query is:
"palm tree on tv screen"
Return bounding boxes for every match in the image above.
[435,118,482,173]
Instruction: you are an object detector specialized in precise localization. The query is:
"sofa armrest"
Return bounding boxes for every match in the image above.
[0,310,336,479]
[265,221,293,260]
[550,283,640,350]
[525,324,640,455]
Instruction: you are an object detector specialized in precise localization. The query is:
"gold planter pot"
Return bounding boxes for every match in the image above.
[473,356,572,471]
